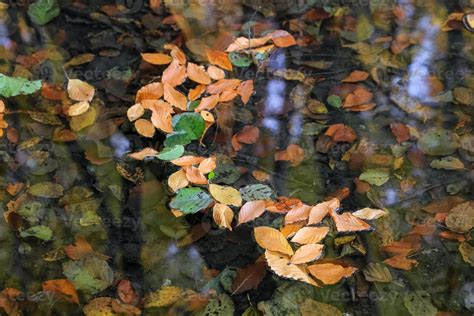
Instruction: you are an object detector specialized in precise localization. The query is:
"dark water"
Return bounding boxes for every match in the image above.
[0,0,473,315]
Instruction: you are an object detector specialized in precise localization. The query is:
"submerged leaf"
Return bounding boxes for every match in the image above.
[0,74,41,97]
[170,187,213,214]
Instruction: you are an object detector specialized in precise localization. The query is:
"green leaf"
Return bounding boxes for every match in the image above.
[327,95,342,108]
[359,168,390,186]
[170,188,213,214]
[27,0,60,25]
[229,52,253,67]
[403,291,437,316]
[417,128,460,156]
[63,256,113,294]
[210,164,241,185]
[240,184,274,201]
[20,225,53,241]
[28,182,64,198]
[165,113,205,147]
[0,74,41,97]
[157,145,185,161]
[340,15,374,42]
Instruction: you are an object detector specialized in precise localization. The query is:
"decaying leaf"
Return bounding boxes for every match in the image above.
[384,255,418,270]
[42,279,79,304]
[231,262,266,295]
[362,263,392,283]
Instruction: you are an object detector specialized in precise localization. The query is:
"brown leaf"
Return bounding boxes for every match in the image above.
[134,119,155,138]
[135,82,163,103]
[238,200,266,224]
[213,203,234,230]
[325,124,357,143]
[162,60,187,87]
[207,65,225,80]
[184,166,207,185]
[265,250,319,286]
[408,223,436,236]
[117,280,139,305]
[291,227,330,244]
[284,203,312,224]
[67,79,95,102]
[383,235,421,255]
[290,244,324,264]
[390,122,410,144]
[231,262,267,294]
[343,87,374,111]
[254,226,294,256]
[141,53,172,65]
[330,212,371,232]
[237,80,254,104]
[235,125,259,144]
[307,263,357,285]
[63,236,93,260]
[42,279,79,304]
[127,103,145,122]
[168,169,189,192]
[163,83,187,111]
[308,198,340,225]
[384,255,418,270]
[128,148,158,160]
[422,196,465,213]
[342,70,369,83]
[275,144,305,166]
[207,79,240,95]
[171,156,205,166]
[187,62,211,84]
[270,30,297,48]
[226,36,272,52]
[194,94,219,112]
[206,49,232,71]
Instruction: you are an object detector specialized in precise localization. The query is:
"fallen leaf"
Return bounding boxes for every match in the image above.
[209,184,242,206]
[171,156,204,166]
[135,82,163,102]
[459,242,474,266]
[63,236,93,260]
[162,60,187,87]
[384,255,418,270]
[422,196,465,213]
[291,227,330,244]
[341,70,369,83]
[226,35,272,52]
[285,203,312,224]
[127,103,145,122]
[128,148,158,160]
[438,231,466,242]
[269,30,297,47]
[238,200,266,224]
[308,198,340,225]
[383,236,421,255]
[325,124,357,143]
[207,79,240,95]
[235,125,259,144]
[362,263,392,283]
[187,62,211,84]
[68,101,90,116]
[168,169,189,192]
[163,83,187,111]
[290,244,324,264]
[408,224,436,236]
[184,166,207,184]
[307,263,357,285]
[265,250,319,286]
[213,203,234,230]
[254,226,294,256]
[165,43,187,64]
[343,87,374,111]
[237,80,254,104]
[330,212,372,232]
[134,119,155,138]
[390,122,410,144]
[117,280,139,305]
[352,208,387,220]
[275,144,305,166]
[194,94,219,112]
[231,262,266,294]
[151,105,173,133]
[188,84,206,101]
[67,79,94,102]
[206,49,232,71]
[42,279,79,304]
[198,156,216,174]
[141,52,172,65]
[207,65,225,80]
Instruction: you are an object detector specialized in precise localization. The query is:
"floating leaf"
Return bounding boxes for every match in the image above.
[29,182,64,198]
[20,225,53,241]
[352,208,387,220]
[307,263,356,285]
[67,79,95,102]
[417,128,460,155]
[284,203,312,224]
[254,226,293,256]
[168,169,189,192]
[403,291,437,316]
[342,70,369,83]
[299,299,342,316]
[359,168,390,186]
[63,256,113,294]
[127,103,145,122]
[362,263,392,283]
[291,227,329,244]
[162,60,186,87]
[229,52,253,67]
[170,187,213,214]
[187,62,211,84]
[459,242,474,267]
[141,53,172,65]
[331,212,371,232]
[163,83,187,110]
[68,101,90,117]
[325,124,357,143]
[213,203,234,230]
[165,113,205,147]
[290,244,324,264]
[206,49,232,71]
[238,200,266,224]
[384,255,418,270]
[42,279,79,304]
[134,119,155,138]
[209,184,242,207]
[308,198,339,225]
[445,201,474,233]
[231,262,266,295]
[430,156,465,170]
[128,148,158,160]
[275,144,305,166]
[157,145,184,160]
[63,236,94,260]
[0,74,41,97]
[27,0,60,25]
[144,286,183,308]
[265,250,318,287]
[239,184,273,201]
[327,95,342,108]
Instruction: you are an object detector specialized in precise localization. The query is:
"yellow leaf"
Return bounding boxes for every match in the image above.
[67,79,95,102]
[254,226,293,256]
[291,227,330,244]
[209,184,242,206]
[68,101,90,116]
[265,250,319,287]
[290,244,324,264]
[127,103,145,122]
[213,203,234,230]
[144,286,183,308]
[308,198,339,225]
[307,263,356,285]
[134,119,155,138]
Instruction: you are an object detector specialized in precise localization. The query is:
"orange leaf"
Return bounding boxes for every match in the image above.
[291,227,330,244]
[184,166,208,185]
[237,80,254,105]
[200,110,215,123]
[206,49,232,71]
[275,144,305,166]
[280,222,305,238]
[188,84,206,101]
[207,79,241,95]
[207,65,225,80]
[235,125,259,144]
[284,203,312,224]
[135,82,163,103]
[308,198,340,225]
[127,103,145,122]
[219,89,239,102]
[134,119,155,138]
[194,94,219,112]
[343,87,374,111]
[63,236,93,260]
[68,101,90,116]
[171,155,205,166]
[252,170,270,182]
[265,250,319,287]
[42,279,79,304]
[390,122,410,144]
[162,60,187,87]
[67,79,94,102]
[238,200,266,224]
[330,212,371,232]
[41,83,66,100]
[439,231,467,242]
[254,226,294,256]
[141,53,172,65]
[341,70,369,83]
[128,148,158,160]
[168,169,189,192]
[151,106,173,134]
[198,156,216,174]
[290,244,324,264]
[422,196,465,213]
[408,223,436,236]
[269,30,297,48]
[163,83,187,110]
[164,43,187,64]
[325,124,357,143]
[384,255,418,270]
[117,280,139,305]
[383,235,421,255]
[226,35,272,52]
[213,203,234,230]
[307,263,356,285]
[187,62,211,85]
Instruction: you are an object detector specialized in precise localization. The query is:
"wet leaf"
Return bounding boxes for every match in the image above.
[429,156,465,170]
[213,203,234,230]
[352,208,387,220]
[417,128,460,156]
[341,70,369,83]
[168,169,189,192]
[63,236,94,260]
[207,65,225,80]
[117,280,138,305]
[141,53,172,65]
[162,60,187,87]
[29,182,64,198]
[270,30,296,47]
[127,103,145,122]
[226,35,272,52]
[198,156,216,174]
[170,187,213,214]
[237,80,254,104]
[254,227,294,256]
[157,145,184,160]
[459,242,474,267]
[144,286,183,308]
[67,79,95,102]
[187,62,211,84]
[42,279,79,304]
[194,94,219,112]
[362,263,392,283]
[27,0,60,25]
[265,250,319,286]
[291,227,330,245]
[445,201,474,233]
[384,255,418,270]
[135,82,163,102]
[275,144,305,166]
[206,49,233,71]
[238,200,266,224]
[209,184,242,207]
[231,262,266,294]
[390,122,410,144]
[307,263,357,285]
[359,168,390,186]
[134,119,155,138]
[325,124,357,143]
[308,198,339,225]
[128,148,158,160]
[284,203,312,224]
[63,256,113,294]
[165,112,205,146]
[331,212,372,232]
[20,225,53,241]
[403,291,437,316]
[163,83,187,110]
[299,299,342,316]
[0,74,41,97]
[68,101,90,116]
[290,244,324,264]
[240,184,273,201]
